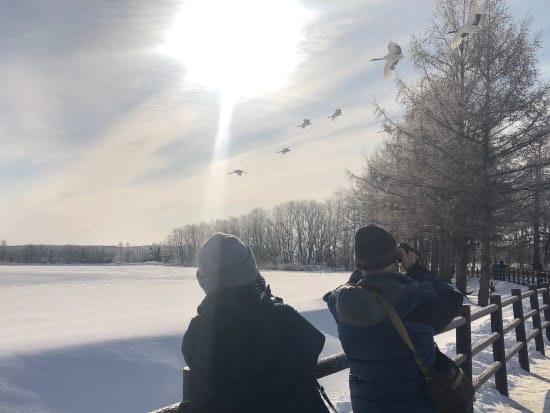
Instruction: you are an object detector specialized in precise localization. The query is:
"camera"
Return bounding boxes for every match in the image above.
[397,242,419,262]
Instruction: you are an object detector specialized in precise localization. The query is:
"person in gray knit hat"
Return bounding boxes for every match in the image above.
[182,233,330,413]
[196,232,260,294]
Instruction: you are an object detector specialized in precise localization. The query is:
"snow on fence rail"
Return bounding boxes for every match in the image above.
[149,283,550,413]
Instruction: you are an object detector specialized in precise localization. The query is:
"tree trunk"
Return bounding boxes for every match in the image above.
[438,239,452,283]
[430,234,439,274]
[455,238,469,294]
[533,149,542,266]
[478,237,492,306]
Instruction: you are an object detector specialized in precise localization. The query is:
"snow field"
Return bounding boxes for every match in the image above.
[0,266,549,412]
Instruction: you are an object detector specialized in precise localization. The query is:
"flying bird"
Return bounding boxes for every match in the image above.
[450,2,482,49]
[228,169,246,176]
[276,148,291,155]
[371,41,403,79]
[297,119,311,128]
[328,109,342,120]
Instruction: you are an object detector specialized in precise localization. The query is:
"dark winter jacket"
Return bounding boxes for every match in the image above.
[324,264,463,413]
[182,284,329,413]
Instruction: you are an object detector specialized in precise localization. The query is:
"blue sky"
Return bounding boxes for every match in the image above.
[0,0,548,245]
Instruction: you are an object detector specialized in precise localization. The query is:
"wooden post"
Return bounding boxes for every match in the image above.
[542,283,550,342]
[490,294,508,396]
[456,305,473,381]
[529,285,545,354]
[183,367,192,403]
[511,289,530,372]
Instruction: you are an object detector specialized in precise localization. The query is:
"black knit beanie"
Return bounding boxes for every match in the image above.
[354,224,401,271]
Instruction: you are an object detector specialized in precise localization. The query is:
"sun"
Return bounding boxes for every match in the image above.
[161,0,310,98]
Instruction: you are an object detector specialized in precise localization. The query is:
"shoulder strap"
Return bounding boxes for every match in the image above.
[316,381,338,413]
[371,291,432,376]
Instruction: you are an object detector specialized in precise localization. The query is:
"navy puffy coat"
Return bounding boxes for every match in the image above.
[324,264,463,413]
[183,284,329,413]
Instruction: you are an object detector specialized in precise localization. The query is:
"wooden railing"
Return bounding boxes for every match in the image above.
[149,283,550,413]
[469,266,550,285]
[493,268,550,286]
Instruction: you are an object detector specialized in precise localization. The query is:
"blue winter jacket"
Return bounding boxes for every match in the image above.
[324,264,463,413]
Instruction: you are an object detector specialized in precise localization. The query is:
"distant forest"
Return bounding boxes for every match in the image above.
[0,241,163,265]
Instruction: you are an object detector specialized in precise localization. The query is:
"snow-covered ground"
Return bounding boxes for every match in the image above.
[0,265,549,413]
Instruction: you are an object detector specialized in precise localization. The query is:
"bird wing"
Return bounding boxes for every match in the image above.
[387,41,402,56]
[469,0,481,22]
[451,29,466,49]
[471,13,481,27]
[383,55,400,79]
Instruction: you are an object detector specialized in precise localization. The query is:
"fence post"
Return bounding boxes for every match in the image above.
[511,289,530,372]
[542,283,550,342]
[528,285,545,355]
[490,294,508,396]
[456,305,472,381]
[183,367,192,403]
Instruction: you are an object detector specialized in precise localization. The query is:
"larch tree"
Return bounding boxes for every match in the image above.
[354,0,550,304]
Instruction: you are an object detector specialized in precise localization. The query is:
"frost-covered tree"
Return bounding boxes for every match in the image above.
[354,0,550,304]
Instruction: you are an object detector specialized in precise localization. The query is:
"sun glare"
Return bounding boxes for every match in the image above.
[162,0,310,98]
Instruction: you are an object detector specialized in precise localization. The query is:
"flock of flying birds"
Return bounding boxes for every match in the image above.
[228,3,482,177]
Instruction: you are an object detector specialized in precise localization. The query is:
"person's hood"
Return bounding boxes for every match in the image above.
[334,272,422,327]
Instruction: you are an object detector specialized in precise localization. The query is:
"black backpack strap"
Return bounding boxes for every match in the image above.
[316,380,338,413]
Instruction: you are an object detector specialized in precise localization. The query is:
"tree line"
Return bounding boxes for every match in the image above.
[0,241,163,265]
[164,193,365,270]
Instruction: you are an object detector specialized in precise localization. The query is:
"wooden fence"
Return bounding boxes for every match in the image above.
[470,267,550,286]
[150,283,550,413]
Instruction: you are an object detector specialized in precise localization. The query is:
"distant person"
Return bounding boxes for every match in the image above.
[182,233,330,413]
[324,224,463,413]
[533,261,543,285]
[496,260,506,280]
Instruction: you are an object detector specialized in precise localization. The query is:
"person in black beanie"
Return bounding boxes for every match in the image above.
[323,224,463,413]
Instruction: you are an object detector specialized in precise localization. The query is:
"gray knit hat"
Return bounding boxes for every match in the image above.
[196,233,258,294]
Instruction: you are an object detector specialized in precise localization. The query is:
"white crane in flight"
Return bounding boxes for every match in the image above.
[228,169,246,176]
[328,109,342,120]
[297,119,311,128]
[450,2,482,49]
[371,41,403,79]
